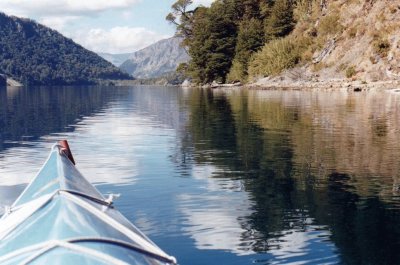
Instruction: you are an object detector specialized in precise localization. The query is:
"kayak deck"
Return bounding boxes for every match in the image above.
[0,143,176,265]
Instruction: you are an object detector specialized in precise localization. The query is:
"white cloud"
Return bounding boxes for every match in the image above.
[192,0,214,7]
[122,11,133,20]
[178,164,255,255]
[180,201,255,255]
[39,16,80,32]
[72,26,168,54]
[0,0,141,17]
[0,1,174,53]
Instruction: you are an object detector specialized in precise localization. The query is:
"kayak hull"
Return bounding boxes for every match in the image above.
[0,142,176,265]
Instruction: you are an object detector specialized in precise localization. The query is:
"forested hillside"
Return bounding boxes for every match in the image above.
[168,0,400,84]
[167,0,295,84]
[0,12,131,85]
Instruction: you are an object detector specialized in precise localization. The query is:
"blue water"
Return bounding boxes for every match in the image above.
[1,86,400,264]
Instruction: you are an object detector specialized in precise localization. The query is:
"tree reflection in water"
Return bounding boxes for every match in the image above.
[0,86,125,151]
[180,88,400,264]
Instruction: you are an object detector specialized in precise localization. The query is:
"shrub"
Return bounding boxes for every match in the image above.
[301,48,314,62]
[336,63,347,72]
[293,0,313,22]
[318,14,343,36]
[264,0,295,41]
[369,55,378,64]
[248,37,311,78]
[372,38,390,57]
[347,26,357,38]
[227,59,246,83]
[345,66,356,78]
[312,62,326,72]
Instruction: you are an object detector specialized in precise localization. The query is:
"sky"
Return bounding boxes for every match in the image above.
[0,0,214,54]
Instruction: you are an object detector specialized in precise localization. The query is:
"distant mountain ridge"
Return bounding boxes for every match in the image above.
[0,12,131,85]
[119,37,190,79]
[98,52,133,67]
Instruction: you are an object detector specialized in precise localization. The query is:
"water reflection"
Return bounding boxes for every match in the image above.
[0,86,122,151]
[2,86,400,264]
[0,86,182,214]
[241,89,400,201]
[175,89,338,264]
[180,88,400,264]
[178,163,254,254]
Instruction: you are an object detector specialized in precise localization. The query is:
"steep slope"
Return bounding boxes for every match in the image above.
[0,12,131,85]
[98,52,133,67]
[119,37,190,79]
[251,0,400,84]
[314,0,400,81]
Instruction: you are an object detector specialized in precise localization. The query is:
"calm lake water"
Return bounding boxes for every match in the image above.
[1,85,400,264]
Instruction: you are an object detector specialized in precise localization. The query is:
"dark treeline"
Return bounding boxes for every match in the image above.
[0,12,131,86]
[167,0,296,84]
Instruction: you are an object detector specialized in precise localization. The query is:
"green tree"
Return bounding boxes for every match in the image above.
[185,6,210,82]
[167,0,241,84]
[167,0,299,84]
[264,0,295,41]
[176,1,237,84]
[227,18,264,82]
[235,0,271,19]
[166,0,195,48]
[0,12,131,85]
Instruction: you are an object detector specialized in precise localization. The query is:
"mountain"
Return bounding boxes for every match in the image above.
[0,12,131,86]
[119,37,190,79]
[98,52,133,67]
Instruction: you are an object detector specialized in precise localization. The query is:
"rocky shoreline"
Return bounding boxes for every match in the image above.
[191,78,400,92]
[245,78,400,92]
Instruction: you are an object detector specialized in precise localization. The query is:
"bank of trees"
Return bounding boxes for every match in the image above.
[0,12,131,86]
[167,0,296,84]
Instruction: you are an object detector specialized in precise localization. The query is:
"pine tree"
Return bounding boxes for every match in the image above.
[184,1,237,84]
[264,0,295,41]
[186,7,210,82]
[167,0,297,84]
[166,0,194,39]
[227,18,264,82]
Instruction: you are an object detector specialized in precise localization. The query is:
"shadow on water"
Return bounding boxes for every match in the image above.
[0,86,127,152]
[180,88,400,264]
